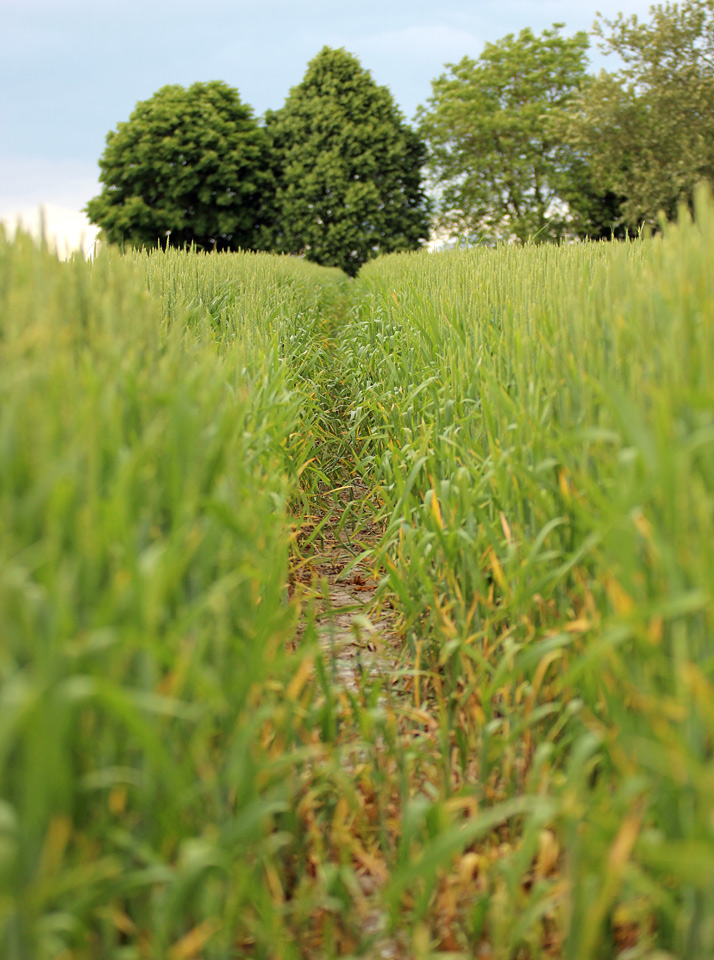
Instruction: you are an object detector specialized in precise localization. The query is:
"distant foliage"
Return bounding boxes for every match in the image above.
[565,0,714,232]
[264,47,431,276]
[86,81,273,251]
[419,4,714,243]
[417,26,602,244]
[85,5,714,259]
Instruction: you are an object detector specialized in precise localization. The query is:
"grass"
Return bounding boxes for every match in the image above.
[342,190,714,958]
[0,233,346,958]
[1,189,713,959]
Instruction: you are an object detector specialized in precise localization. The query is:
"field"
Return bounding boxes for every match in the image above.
[1,192,713,960]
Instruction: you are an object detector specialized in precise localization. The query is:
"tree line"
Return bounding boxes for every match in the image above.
[87,0,714,274]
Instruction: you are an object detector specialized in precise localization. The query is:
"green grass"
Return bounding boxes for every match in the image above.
[340,189,714,958]
[0,233,347,958]
[1,190,713,959]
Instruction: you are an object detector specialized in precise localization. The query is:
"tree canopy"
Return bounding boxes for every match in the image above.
[265,47,431,276]
[86,81,273,251]
[417,25,593,244]
[86,6,714,261]
[565,0,714,231]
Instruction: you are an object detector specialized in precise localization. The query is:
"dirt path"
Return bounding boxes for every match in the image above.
[291,484,401,691]
[316,545,409,959]
[290,490,416,957]
[314,543,399,693]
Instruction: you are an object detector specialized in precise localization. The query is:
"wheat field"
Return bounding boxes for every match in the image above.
[1,192,713,958]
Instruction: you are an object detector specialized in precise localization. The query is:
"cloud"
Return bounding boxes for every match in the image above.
[482,0,654,26]
[0,157,101,259]
[0,156,100,214]
[359,24,482,61]
[293,23,485,117]
[1,204,100,260]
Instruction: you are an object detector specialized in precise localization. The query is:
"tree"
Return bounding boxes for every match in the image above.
[565,0,714,231]
[559,156,630,239]
[264,47,431,276]
[86,81,273,251]
[417,25,595,244]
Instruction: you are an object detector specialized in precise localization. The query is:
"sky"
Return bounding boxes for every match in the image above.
[1,0,655,255]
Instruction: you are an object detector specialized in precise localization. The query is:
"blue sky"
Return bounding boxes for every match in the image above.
[2,0,654,245]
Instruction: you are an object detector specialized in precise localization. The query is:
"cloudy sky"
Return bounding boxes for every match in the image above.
[2,0,654,252]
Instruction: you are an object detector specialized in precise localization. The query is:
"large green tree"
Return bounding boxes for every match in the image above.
[565,0,714,231]
[86,81,273,251]
[417,25,596,244]
[264,47,431,276]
